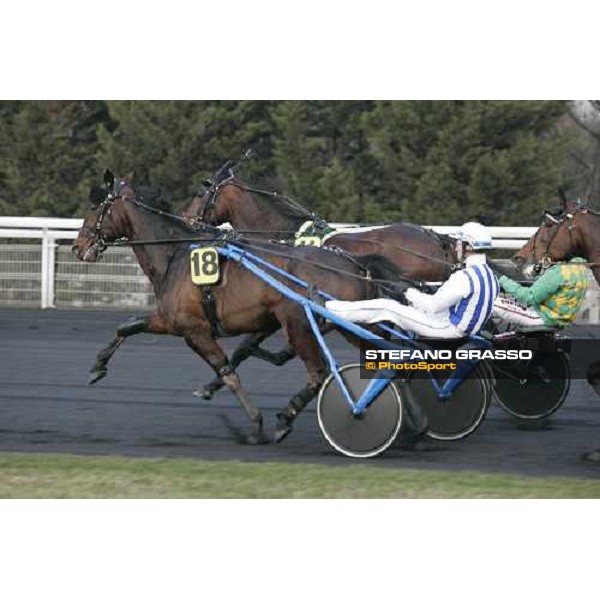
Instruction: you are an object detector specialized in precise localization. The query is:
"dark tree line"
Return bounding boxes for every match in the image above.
[0,100,595,224]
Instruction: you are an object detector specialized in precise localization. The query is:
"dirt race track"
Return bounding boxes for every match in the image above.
[1,307,600,479]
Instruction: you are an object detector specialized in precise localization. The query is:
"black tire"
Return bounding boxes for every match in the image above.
[405,362,491,441]
[317,364,403,458]
[492,350,570,420]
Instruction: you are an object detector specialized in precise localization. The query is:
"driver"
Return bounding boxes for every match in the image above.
[326,222,499,338]
[492,257,589,330]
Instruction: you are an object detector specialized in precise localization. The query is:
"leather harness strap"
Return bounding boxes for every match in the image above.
[201,285,226,338]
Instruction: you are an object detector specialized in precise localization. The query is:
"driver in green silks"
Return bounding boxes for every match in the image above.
[492,258,589,330]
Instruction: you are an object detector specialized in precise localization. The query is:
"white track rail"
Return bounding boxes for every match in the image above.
[2,216,598,322]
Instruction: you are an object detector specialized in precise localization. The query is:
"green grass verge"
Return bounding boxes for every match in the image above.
[1,452,599,498]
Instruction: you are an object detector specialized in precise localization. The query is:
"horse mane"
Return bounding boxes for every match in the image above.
[88,180,174,214]
[402,222,455,251]
[235,179,308,224]
[127,183,197,239]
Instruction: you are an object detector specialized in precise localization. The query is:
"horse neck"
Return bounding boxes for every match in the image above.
[224,185,306,238]
[123,202,189,291]
[577,213,600,285]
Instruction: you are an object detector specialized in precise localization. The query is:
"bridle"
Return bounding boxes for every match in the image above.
[195,164,236,225]
[79,182,122,255]
[191,157,317,232]
[530,205,586,273]
[80,177,193,257]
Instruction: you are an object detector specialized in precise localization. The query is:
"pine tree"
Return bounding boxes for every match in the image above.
[0,100,576,225]
[0,101,108,216]
[97,101,277,209]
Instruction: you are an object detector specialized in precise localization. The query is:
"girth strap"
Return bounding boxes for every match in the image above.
[201,285,226,338]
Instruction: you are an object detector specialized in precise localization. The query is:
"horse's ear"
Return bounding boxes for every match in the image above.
[558,186,568,210]
[103,169,115,189]
[121,171,134,185]
[89,185,105,205]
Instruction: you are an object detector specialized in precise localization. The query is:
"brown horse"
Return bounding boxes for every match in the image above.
[512,191,600,461]
[183,175,457,281]
[513,193,600,283]
[182,168,462,398]
[74,171,406,443]
[183,166,523,399]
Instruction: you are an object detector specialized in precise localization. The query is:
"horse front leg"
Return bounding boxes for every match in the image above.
[185,331,268,445]
[89,312,167,384]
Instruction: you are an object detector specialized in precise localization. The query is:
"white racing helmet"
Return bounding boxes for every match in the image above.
[458,222,493,250]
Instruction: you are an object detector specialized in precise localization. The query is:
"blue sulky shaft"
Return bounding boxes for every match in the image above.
[218,244,384,342]
[302,305,357,411]
[230,245,411,340]
[217,243,402,413]
[214,243,488,414]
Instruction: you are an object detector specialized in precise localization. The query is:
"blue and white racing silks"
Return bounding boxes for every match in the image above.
[402,253,500,335]
[449,260,500,334]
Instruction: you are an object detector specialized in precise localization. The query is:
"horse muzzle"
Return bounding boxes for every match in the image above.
[73,241,101,263]
[521,261,539,279]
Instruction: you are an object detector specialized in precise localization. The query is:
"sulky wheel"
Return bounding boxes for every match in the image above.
[492,350,570,420]
[317,363,403,458]
[405,362,491,441]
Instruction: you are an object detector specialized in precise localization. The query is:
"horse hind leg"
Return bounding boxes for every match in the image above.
[248,343,296,366]
[272,311,328,443]
[583,359,600,462]
[198,326,289,400]
[185,332,268,445]
[586,359,600,397]
[89,312,167,384]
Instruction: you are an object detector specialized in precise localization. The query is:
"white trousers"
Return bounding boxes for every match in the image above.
[492,295,545,330]
[326,298,464,338]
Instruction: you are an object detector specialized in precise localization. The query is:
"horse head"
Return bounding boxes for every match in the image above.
[73,170,137,262]
[512,188,591,277]
[182,159,238,227]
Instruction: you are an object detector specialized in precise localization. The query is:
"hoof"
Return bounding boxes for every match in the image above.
[193,387,214,401]
[274,423,293,444]
[89,368,107,385]
[275,411,295,444]
[582,449,600,463]
[247,432,270,445]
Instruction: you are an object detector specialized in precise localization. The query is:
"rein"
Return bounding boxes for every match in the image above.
[91,196,549,290]
[94,200,429,288]
[210,225,460,270]
[86,188,221,252]
[231,239,423,287]
[229,181,315,220]
[193,174,460,271]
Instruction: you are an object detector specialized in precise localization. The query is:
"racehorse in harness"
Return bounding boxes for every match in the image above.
[182,158,520,400]
[182,160,458,281]
[74,170,425,444]
[182,160,461,398]
[512,189,600,459]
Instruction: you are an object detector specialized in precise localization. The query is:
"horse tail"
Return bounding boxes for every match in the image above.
[354,254,418,299]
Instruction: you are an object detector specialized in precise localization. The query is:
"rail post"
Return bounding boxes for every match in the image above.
[40,228,56,309]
